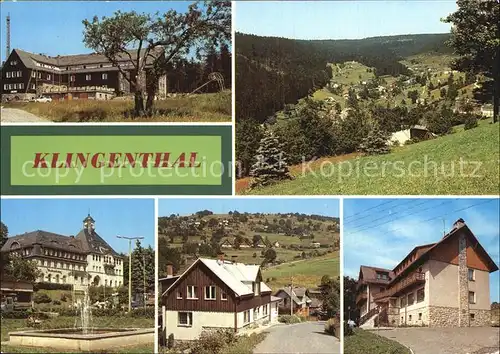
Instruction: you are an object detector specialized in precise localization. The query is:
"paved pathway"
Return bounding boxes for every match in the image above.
[0,107,51,123]
[253,321,341,354]
[376,327,500,354]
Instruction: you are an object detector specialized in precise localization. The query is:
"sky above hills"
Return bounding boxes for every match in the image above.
[236,0,457,40]
[1,198,155,253]
[0,1,194,60]
[343,198,500,303]
[158,198,340,218]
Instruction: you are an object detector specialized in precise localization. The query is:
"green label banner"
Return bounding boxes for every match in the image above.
[1,126,232,195]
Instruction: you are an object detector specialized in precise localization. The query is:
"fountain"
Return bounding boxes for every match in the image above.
[6,286,154,351]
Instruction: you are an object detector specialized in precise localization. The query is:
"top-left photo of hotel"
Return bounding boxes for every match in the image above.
[0,1,231,123]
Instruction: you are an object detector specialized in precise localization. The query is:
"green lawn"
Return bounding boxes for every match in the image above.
[344,329,411,354]
[4,90,231,122]
[1,316,154,353]
[244,120,499,195]
[263,252,339,290]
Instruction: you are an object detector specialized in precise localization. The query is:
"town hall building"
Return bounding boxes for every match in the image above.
[0,214,124,291]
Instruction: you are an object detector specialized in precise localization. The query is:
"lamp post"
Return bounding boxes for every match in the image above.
[116,235,144,312]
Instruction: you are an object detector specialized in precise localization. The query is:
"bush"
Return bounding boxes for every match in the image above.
[167,333,175,349]
[191,329,237,354]
[128,307,155,318]
[278,315,302,324]
[52,299,61,306]
[1,310,30,319]
[33,293,52,304]
[425,109,453,135]
[464,114,479,130]
[324,318,337,336]
[60,293,70,302]
[34,283,72,291]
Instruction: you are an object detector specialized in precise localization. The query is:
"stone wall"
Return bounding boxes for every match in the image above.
[428,305,459,327]
[458,233,470,327]
[469,309,491,327]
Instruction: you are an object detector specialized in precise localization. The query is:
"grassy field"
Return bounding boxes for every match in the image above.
[1,316,154,353]
[242,119,499,195]
[4,90,231,122]
[262,252,339,290]
[344,329,411,354]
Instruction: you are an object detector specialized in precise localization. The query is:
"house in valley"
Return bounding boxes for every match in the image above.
[220,239,234,249]
[356,219,498,328]
[274,287,312,317]
[160,255,280,342]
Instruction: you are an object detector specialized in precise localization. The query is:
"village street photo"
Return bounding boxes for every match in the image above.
[0,1,231,122]
[157,198,341,354]
[343,198,500,354]
[0,198,156,353]
[235,0,499,195]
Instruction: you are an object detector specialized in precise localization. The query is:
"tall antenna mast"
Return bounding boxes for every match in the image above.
[6,13,11,61]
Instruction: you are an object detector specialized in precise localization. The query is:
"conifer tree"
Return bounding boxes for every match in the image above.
[250,130,292,188]
[359,126,391,155]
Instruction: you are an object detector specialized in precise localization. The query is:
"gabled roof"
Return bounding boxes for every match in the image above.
[11,47,164,72]
[358,265,394,285]
[390,220,498,283]
[276,287,312,305]
[75,228,120,257]
[163,257,272,298]
[361,219,499,287]
[1,230,86,253]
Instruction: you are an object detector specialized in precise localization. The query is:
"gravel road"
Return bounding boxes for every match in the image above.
[253,321,341,354]
[376,326,500,354]
[0,107,51,123]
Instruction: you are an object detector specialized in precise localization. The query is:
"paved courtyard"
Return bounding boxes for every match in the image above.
[253,321,341,354]
[375,327,500,354]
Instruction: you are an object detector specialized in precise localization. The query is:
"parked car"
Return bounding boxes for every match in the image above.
[34,96,52,103]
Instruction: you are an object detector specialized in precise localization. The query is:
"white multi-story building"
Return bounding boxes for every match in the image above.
[1,214,124,291]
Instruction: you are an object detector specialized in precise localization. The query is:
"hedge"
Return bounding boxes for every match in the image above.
[34,283,72,291]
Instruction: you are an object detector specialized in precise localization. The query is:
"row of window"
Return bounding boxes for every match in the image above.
[3,83,24,90]
[38,259,85,271]
[92,265,121,275]
[42,248,85,261]
[177,285,228,301]
[399,288,425,307]
[5,71,22,78]
[91,254,121,264]
[178,304,271,328]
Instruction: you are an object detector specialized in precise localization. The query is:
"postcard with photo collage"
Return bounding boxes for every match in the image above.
[0,1,498,353]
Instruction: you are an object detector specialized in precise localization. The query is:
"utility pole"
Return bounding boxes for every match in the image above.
[290,277,293,316]
[143,253,147,312]
[116,235,144,312]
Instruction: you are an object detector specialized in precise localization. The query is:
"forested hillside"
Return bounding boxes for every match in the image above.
[166,43,232,93]
[235,32,452,123]
[158,210,340,277]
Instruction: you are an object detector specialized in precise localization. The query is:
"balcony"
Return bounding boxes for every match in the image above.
[373,272,425,301]
[356,292,367,305]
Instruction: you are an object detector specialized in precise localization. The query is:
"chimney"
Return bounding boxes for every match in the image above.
[453,218,465,229]
[166,263,173,278]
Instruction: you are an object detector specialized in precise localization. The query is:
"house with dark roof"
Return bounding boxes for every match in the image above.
[274,287,312,316]
[0,214,124,291]
[159,255,280,342]
[1,48,166,101]
[356,219,498,328]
